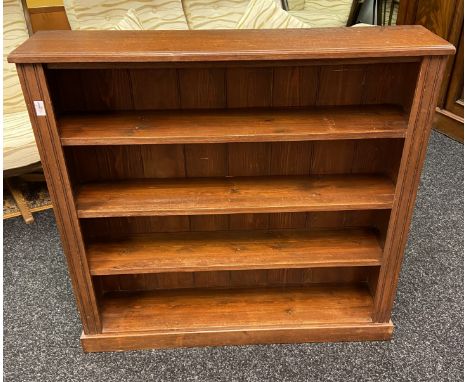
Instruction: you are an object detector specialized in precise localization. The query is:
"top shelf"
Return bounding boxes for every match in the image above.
[8,26,455,64]
[59,105,407,146]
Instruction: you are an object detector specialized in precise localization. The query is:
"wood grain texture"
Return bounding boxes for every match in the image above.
[272,66,318,107]
[444,30,463,118]
[81,321,393,352]
[130,69,179,110]
[46,62,421,115]
[8,27,455,64]
[75,175,396,218]
[59,105,408,146]
[96,267,374,293]
[400,0,463,113]
[433,107,463,142]
[87,228,383,275]
[99,284,375,333]
[373,56,449,322]
[414,0,460,40]
[179,68,226,109]
[15,64,101,334]
[80,211,389,237]
[65,140,403,188]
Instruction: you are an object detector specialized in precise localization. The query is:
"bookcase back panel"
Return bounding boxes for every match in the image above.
[46,62,420,114]
[65,139,404,184]
[80,210,390,239]
[94,266,377,294]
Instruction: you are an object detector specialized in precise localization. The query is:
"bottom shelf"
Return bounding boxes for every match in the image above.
[82,284,393,352]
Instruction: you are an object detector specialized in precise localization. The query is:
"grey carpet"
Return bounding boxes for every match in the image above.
[4,131,463,382]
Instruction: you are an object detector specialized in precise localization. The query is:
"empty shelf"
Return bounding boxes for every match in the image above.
[87,228,382,275]
[75,175,395,218]
[100,284,375,334]
[60,105,407,145]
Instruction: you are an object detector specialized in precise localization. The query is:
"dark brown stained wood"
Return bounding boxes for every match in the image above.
[82,216,192,240]
[227,142,271,229]
[310,140,355,174]
[75,175,395,218]
[96,267,373,293]
[99,284,374,334]
[184,144,227,178]
[66,139,403,184]
[46,62,421,115]
[178,68,226,109]
[317,65,367,105]
[414,0,460,41]
[272,66,318,107]
[130,69,179,110]
[67,145,187,182]
[80,69,134,111]
[59,105,408,146]
[87,228,382,275]
[351,139,404,180]
[184,144,230,232]
[444,31,463,118]
[399,0,463,137]
[434,108,464,142]
[8,26,455,64]
[373,56,449,322]
[80,211,387,239]
[269,141,312,229]
[361,62,421,112]
[226,68,273,108]
[139,144,187,179]
[45,69,87,113]
[15,64,101,334]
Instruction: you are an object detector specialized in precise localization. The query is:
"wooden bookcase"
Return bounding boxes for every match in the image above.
[9,27,454,352]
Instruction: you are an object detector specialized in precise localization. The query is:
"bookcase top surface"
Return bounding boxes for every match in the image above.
[8,26,454,64]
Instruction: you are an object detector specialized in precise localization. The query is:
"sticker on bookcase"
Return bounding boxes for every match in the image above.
[34,101,46,116]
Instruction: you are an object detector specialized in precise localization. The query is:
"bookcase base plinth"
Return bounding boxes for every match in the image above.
[81,322,394,352]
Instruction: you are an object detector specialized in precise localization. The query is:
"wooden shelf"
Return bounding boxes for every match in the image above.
[87,228,382,275]
[59,105,407,146]
[76,175,395,218]
[99,284,374,334]
[8,27,455,64]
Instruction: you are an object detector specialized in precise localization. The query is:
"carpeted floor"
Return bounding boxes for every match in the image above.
[4,131,463,382]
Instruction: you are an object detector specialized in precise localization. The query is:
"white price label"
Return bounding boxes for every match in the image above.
[34,101,46,116]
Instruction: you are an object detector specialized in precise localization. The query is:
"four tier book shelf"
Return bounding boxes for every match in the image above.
[9,26,455,352]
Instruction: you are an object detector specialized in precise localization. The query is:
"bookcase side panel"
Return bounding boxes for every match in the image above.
[16,63,102,334]
[373,56,449,322]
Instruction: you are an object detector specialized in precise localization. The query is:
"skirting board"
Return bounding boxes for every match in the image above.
[81,322,394,352]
